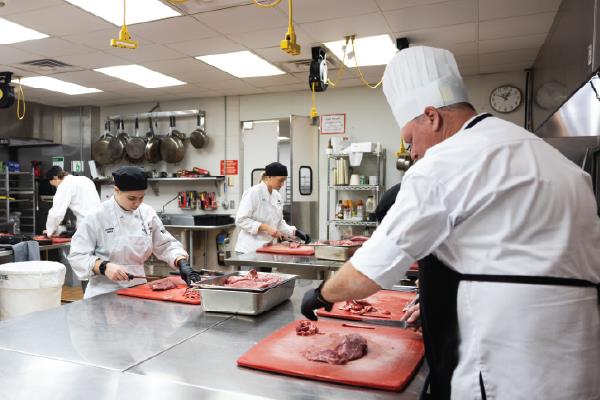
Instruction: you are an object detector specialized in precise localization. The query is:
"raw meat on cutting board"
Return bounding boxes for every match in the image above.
[304,333,368,365]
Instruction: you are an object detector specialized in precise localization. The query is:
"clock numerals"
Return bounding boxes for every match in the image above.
[490,85,522,113]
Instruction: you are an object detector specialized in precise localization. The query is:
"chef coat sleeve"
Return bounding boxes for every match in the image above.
[150,214,188,268]
[67,215,100,280]
[236,189,262,235]
[46,179,73,236]
[350,173,452,288]
[277,217,296,237]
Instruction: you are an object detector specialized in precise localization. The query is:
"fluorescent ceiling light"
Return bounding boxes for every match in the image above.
[196,51,285,78]
[0,18,48,44]
[20,76,102,95]
[324,34,397,67]
[94,65,186,88]
[64,0,180,25]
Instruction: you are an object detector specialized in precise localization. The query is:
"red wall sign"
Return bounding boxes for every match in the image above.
[220,160,239,175]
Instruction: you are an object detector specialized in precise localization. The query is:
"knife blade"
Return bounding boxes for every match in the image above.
[341,319,420,329]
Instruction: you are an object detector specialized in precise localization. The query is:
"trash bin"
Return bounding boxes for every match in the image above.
[0,261,66,320]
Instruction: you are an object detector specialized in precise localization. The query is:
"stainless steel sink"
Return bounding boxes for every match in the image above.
[159,214,195,226]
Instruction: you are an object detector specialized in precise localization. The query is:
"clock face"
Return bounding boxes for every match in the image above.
[489,85,522,113]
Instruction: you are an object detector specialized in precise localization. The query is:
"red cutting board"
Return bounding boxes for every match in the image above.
[237,319,424,391]
[317,290,416,321]
[256,243,315,256]
[116,276,201,305]
[52,237,71,244]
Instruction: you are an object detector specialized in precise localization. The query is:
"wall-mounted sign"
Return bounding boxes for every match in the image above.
[320,113,346,134]
[71,160,84,173]
[51,156,64,169]
[220,160,239,175]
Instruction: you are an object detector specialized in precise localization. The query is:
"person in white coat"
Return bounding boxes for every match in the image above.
[235,162,310,254]
[301,46,600,400]
[45,166,101,237]
[69,166,198,299]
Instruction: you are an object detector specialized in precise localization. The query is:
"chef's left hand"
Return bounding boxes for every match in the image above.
[295,229,311,244]
[301,284,333,321]
[178,259,201,286]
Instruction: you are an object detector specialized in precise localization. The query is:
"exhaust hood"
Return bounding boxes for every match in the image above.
[0,101,62,147]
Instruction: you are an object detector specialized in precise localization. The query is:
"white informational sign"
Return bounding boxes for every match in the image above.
[71,160,84,173]
[320,113,346,134]
[88,161,99,179]
[51,156,64,169]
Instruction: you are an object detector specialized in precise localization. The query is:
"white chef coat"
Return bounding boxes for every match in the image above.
[235,181,295,253]
[68,196,187,299]
[46,175,101,237]
[351,115,600,399]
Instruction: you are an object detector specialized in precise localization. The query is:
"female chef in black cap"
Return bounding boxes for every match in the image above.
[69,166,198,298]
[235,162,310,254]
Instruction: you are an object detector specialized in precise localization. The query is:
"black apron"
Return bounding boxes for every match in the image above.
[417,113,600,400]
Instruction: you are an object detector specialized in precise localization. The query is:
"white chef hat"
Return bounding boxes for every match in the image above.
[383,46,468,128]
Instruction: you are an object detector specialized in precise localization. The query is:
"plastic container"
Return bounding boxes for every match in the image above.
[0,261,66,320]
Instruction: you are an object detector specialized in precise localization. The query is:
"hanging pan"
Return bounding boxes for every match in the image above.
[160,116,185,164]
[190,111,208,149]
[125,118,146,163]
[92,121,122,165]
[145,116,162,163]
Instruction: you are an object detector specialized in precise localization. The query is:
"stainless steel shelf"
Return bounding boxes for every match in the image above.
[147,177,224,182]
[327,220,377,227]
[0,190,34,194]
[328,152,382,158]
[328,185,380,191]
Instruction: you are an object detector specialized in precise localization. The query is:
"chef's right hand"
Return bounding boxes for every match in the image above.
[301,284,333,321]
[105,263,130,281]
[264,225,283,239]
[401,304,421,331]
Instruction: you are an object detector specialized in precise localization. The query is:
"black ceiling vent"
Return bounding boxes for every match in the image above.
[20,59,82,73]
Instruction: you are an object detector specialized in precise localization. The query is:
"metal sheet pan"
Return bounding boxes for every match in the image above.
[194,271,296,293]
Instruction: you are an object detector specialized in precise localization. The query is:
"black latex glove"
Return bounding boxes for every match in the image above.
[295,229,311,244]
[301,282,333,321]
[178,259,201,286]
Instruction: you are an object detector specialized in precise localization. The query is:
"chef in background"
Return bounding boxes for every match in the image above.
[45,165,100,237]
[69,166,197,299]
[301,46,600,399]
[46,165,101,292]
[235,161,310,255]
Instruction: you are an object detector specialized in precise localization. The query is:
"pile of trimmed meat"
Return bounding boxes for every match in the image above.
[310,237,369,247]
[339,299,391,316]
[150,277,185,291]
[223,269,282,289]
[304,333,368,365]
[296,320,320,336]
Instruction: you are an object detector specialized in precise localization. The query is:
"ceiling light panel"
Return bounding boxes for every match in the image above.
[0,18,48,44]
[20,76,102,95]
[196,51,285,78]
[64,0,180,25]
[94,65,186,88]
[324,34,398,67]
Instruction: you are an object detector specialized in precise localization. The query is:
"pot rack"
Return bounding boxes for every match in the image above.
[106,109,205,123]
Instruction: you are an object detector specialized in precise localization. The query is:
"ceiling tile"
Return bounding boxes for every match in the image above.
[169,0,248,14]
[394,23,477,46]
[479,48,538,67]
[55,51,130,69]
[143,57,213,74]
[479,62,532,74]
[278,0,380,23]
[128,16,218,44]
[0,46,42,64]
[299,12,391,43]
[261,82,308,93]
[193,4,287,35]
[166,36,244,57]
[0,0,62,16]
[0,64,39,78]
[242,74,301,88]
[62,29,155,51]
[254,46,316,63]
[228,25,315,50]
[103,44,185,63]
[459,64,479,76]
[9,37,93,58]
[478,34,547,54]
[50,70,115,85]
[384,0,476,32]
[169,66,237,84]
[455,54,478,68]
[479,0,562,21]
[6,4,113,36]
[376,0,458,11]
[479,12,555,41]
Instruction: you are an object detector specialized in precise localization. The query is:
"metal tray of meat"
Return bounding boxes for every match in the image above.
[313,244,361,261]
[196,273,298,315]
[194,271,296,293]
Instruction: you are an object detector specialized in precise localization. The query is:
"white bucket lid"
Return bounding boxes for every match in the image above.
[0,261,66,289]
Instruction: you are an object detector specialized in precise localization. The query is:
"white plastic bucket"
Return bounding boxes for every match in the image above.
[0,261,66,320]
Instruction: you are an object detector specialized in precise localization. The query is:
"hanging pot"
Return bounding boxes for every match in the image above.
[92,121,122,165]
[125,118,146,163]
[145,116,161,163]
[160,116,185,163]
[190,111,209,149]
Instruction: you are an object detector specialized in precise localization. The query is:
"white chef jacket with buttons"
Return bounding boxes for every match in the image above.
[68,196,187,299]
[351,115,600,400]
[235,181,295,253]
[46,175,101,237]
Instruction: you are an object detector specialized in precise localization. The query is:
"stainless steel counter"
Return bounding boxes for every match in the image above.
[0,280,425,399]
[225,253,343,278]
[0,242,71,263]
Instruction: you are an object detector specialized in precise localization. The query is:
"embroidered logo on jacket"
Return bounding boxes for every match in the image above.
[105,227,114,234]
